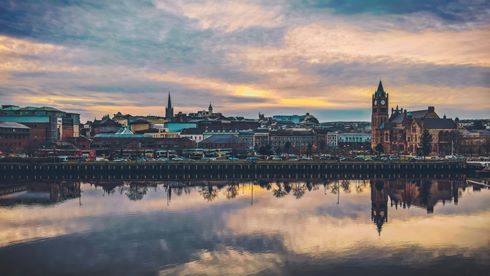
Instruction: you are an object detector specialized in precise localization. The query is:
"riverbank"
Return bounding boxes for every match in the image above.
[0,160,467,182]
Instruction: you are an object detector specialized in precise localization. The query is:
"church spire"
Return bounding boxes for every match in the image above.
[375,80,386,97]
[165,91,174,119]
[167,92,172,108]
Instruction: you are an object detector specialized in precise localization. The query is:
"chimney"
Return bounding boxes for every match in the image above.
[428,106,435,113]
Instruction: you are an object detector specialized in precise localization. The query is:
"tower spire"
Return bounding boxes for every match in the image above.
[375,80,385,97]
[165,91,174,119]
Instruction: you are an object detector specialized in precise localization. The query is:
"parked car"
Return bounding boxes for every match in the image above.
[172,157,185,161]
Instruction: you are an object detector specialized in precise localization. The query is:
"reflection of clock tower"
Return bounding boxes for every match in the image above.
[371,81,389,150]
[371,180,388,235]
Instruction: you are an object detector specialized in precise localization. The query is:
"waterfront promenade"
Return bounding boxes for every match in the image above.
[0,160,466,182]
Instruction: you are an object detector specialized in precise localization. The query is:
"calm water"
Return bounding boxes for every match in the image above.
[0,177,489,275]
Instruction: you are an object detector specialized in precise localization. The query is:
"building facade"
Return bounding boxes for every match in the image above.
[370,82,458,155]
[0,105,80,146]
[0,122,31,153]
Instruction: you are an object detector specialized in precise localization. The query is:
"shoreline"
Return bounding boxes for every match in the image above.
[0,160,468,182]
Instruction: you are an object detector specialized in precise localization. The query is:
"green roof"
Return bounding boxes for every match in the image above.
[0,116,50,123]
[0,105,62,112]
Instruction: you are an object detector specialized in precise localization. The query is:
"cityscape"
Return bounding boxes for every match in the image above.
[1,81,489,160]
[1,1,489,276]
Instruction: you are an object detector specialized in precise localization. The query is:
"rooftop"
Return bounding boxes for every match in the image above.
[180,128,204,135]
[0,105,63,112]
[200,134,240,144]
[422,118,457,129]
[0,116,50,123]
[0,122,30,129]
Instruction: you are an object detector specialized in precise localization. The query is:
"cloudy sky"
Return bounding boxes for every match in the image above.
[0,0,489,121]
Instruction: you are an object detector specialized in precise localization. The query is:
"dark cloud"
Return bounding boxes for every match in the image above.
[299,0,490,23]
[0,0,488,121]
[308,62,490,88]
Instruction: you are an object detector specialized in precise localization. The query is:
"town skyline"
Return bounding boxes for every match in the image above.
[1,1,489,121]
[1,82,488,123]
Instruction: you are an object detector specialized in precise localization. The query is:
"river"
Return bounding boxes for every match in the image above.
[0,176,489,275]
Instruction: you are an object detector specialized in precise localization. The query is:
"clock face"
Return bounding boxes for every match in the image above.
[381,100,386,105]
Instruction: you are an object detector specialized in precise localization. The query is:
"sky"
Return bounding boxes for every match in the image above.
[0,0,489,122]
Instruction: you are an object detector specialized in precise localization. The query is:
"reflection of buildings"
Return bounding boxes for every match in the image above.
[0,182,81,206]
[370,179,464,234]
[386,180,460,213]
[371,180,388,235]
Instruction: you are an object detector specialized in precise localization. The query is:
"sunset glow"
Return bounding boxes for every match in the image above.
[0,1,489,120]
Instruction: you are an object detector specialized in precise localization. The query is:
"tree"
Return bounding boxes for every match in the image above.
[419,129,433,157]
[375,143,384,155]
[125,185,148,201]
[200,185,219,202]
[292,183,306,199]
[225,184,239,199]
[272,183,287,198]
[258,143,273,156]
[274,146,282,155]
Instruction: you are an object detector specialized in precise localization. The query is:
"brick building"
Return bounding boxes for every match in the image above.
[370,81,458,155]
[0,122,31,153]
[0,105,80,146]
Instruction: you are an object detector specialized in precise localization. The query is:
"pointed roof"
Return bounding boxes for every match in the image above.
[167,92,172,108]
[208,102,212,109]
[375,80,386,97]
[115,127,134,135]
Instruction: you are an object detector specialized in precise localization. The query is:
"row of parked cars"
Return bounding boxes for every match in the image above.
[89,153,466,163]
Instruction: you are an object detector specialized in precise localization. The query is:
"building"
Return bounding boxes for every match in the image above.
[459,129,490,155]
[152,138,196,151]
[198,120,259,134]
[272,113,319,127]
[0,122,31,153]
[112,112,132,127]
[165,122,197,133]
[91,118,121,136]
[269,129,316,153]
[165,93,174,119]
[129,118,151,133]
[253,129,270,149]
[199,134,246,150]
[0,105,80,145]
[238,131,255,150]
[326,133,338,147]
[406,117,458,155]
[338,133,371,150]
[180,128,204,143]
[371,180,388,235]
[370,81,458,155]
[371,81,390,150]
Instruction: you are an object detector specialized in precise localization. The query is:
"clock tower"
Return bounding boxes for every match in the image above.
[371,81,389,150]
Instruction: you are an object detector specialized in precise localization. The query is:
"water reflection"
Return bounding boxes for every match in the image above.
[0,176,489,275]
